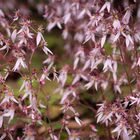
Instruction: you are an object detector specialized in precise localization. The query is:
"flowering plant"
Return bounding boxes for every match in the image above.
[0,0,140,139]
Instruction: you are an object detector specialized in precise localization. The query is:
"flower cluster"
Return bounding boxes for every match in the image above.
[44,0,140,139]
[0,0,140,139]
[0,8,55,140]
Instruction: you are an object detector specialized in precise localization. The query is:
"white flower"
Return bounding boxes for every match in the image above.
[85,80,94,89]
[43,55,54,71]
[72,73,87,85]
[0,92,18,105]
[113,32,121,43]
[103,59,113,72]
[73,57,79,70]
[96,102,114,126]
[40,73,51,82]
[58,67,68,87]
[78,9,86,19]
[47,20,62,31]
[43,46,53,55]
[84,30,95,43]
[101,35,106,47]
[103,59,117,73]
[13,57,27,71]
[113,19,121,29]
[3,109,15,123]
[112,122,130,140]
[122,9,131,24]
[36,32,42,46]
[22,86,32,102]
[63,13,71,24]
[73,48,85,70]
[100,2,111,13]
[47,22,56,31]
[130,96,140,106]
[20,80,33,102]
[83,59,91,71]
[125,34,134,48]
[27,97,37,110]
[75,116,82,126]
[18,26,33,39]
[11,29,17,43]
[62,29,68,39]
[114,84,121,94]
[0,45,10,53]
[39,102,46,108]
[60,89,76,104]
